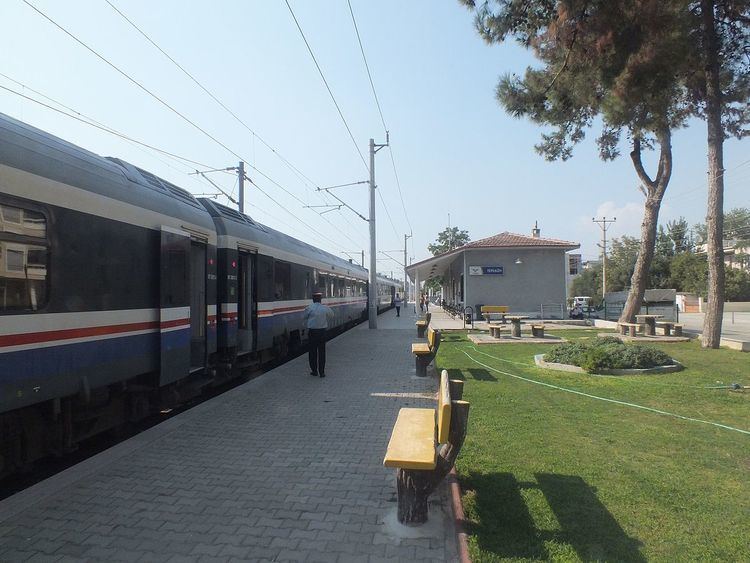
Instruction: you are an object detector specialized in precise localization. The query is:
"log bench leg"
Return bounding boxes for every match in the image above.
[673,325,682,336]
[417,325,426,338]
[629,325,637,337]
[663,326,671,336]
[395,401,470,525]
[415,356,428,377]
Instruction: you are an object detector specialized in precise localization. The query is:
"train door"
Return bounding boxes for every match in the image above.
[237,251,256,354]
[159,227,191,386]
[189,240,207,369]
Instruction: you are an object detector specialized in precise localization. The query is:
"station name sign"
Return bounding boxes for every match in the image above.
[469,265,503,276]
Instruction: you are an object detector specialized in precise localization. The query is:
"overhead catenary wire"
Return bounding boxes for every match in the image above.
[346,0,413,235]
[103,0,369,249]
[0,82,218,171]
[103,0,332,202]
[284,0,369,173]
[23,1,369,253]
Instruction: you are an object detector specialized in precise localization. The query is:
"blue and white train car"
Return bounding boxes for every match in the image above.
[200,199,368,365]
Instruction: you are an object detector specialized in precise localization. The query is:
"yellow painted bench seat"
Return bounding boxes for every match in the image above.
[416,320,428,326]
[412,343,431,354]
[383,408,436,470]
[481,305,509,314]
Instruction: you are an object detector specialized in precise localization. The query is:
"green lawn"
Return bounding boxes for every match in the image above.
[436,330,749,562]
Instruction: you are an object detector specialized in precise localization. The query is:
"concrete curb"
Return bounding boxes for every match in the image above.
[534,354,684,375]
[447,468,471,563]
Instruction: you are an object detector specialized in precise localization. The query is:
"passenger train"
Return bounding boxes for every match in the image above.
[0,113,399,477]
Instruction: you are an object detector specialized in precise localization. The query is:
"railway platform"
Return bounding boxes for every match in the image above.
[0,308,457,562]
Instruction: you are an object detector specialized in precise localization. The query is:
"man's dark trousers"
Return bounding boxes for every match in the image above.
[308,328,327,375]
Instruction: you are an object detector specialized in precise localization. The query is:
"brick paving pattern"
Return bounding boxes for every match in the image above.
[0,307,456,562]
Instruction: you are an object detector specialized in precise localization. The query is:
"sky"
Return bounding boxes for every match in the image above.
[1,0,748,281]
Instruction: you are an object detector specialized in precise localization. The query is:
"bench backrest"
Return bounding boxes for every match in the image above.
[437,370,452,444]
[481,305,509,314]
[425,311,432,324]
[427,327,441,352]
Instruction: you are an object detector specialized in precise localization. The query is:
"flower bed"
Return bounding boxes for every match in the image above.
[541,336,682,374]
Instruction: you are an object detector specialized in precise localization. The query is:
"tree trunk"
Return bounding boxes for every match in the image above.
[701,0,725,348]
[619,131,672,323]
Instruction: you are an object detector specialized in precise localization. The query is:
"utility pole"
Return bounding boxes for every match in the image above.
[368,135,389,329]
[361,250,365,267]
[404,233,412,303]
[238,161,245,213]
[593,217,616,296]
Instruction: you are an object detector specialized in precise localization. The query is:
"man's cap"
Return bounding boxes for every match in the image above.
[312,292,323,297]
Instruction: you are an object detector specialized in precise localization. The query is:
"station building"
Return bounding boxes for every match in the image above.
[407,226,580,318]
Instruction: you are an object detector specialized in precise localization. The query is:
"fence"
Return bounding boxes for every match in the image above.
[601,302,679,322]
[540,303,565,319]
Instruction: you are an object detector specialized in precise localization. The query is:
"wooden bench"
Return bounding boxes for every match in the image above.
[411,327,441,377]
[383,370,470,524]
[531,324,545,338]
[481,305,509,324]
[655,321,683,336]
[415,311,432,338]
[488,324,507,338]
[618,322,642,337]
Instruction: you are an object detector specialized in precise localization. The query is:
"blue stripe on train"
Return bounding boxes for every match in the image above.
[1,328,189,384]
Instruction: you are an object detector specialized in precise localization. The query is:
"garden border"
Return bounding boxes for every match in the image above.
[534,354,684,375]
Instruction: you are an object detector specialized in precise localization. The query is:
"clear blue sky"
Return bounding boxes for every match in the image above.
[2,1,748,279]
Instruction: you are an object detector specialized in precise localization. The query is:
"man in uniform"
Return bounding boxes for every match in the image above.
[304,292,334,377]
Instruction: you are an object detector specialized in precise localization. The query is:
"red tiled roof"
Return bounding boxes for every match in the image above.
[459,232,579,249]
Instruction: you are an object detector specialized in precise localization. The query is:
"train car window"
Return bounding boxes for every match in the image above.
[274,260,291,301]
[0,204,49,312]
[256,255,275,302]
[290,264,310,300]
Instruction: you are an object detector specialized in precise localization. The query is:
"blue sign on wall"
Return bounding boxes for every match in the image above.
[483,266,504,275]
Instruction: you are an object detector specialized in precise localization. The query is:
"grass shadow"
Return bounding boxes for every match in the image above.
[464,472,645,562]
[535,473,645,562]
[463,472,547,560]
[466,368,497,382]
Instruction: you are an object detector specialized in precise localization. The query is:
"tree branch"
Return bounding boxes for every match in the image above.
[630,137,655,194]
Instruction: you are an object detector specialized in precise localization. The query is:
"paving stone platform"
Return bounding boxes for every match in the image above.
[0,308,457,562]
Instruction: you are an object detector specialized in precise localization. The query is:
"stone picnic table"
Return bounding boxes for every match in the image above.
[505,315,530,337]
[635,314,663,336]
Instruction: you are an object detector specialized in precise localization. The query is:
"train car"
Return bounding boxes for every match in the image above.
[199,199,368,369]
[0,112,219,476]
[0,112,392,478]
[375,275,400,312]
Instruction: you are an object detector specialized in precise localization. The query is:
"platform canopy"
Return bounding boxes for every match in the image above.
[406,231,579,284]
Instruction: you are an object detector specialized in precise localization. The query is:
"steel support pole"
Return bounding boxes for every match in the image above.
[368,138,377,329]
[238,161,245,214]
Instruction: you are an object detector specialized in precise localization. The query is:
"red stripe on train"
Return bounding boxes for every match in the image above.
[0,320,160,348]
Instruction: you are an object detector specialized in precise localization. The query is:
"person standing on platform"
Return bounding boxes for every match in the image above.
[419,294,424,313]
[394,293,402,317]
[424,294,429,311]
[304,292,334,377]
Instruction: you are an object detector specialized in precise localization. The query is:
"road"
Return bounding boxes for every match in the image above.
[678,312,750,341]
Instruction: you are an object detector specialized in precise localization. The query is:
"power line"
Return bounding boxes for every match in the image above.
[284,0,368,172]
[346,0,386,133]
[346,0,412,235]
[104,0,370,248]
[0,81,218,171]
[103,0,327,201]
[21,0,255,169]
[24,0,369,252]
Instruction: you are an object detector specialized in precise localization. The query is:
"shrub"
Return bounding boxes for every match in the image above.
[544,338,674,373]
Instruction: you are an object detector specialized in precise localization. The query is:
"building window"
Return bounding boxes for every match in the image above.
[0,204,49,312]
